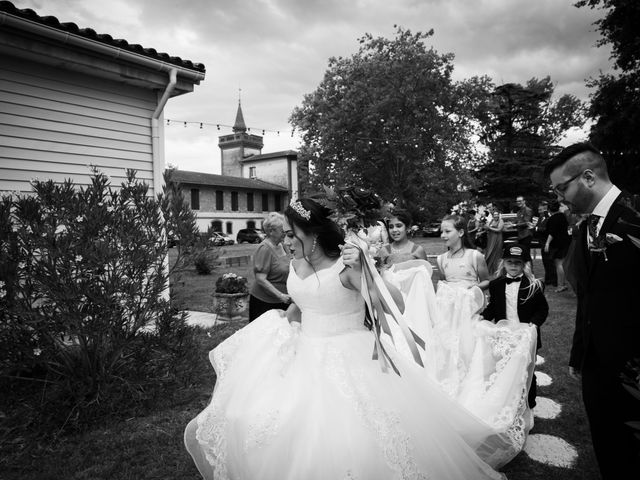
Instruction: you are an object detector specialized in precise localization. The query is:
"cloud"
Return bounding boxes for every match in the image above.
[13,0,613,174]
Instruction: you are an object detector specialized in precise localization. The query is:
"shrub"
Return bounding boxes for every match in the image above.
[194,252,212,275]
[0,169,201,431]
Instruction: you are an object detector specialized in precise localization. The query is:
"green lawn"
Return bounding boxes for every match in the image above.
[1,239,600,479]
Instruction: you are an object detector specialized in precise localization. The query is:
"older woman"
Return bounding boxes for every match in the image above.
[249,212,291,321]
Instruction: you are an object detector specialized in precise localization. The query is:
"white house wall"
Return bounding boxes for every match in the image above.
[0,54,156,194]
[242,158,289,188]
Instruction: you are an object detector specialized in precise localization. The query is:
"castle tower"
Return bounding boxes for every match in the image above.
[218,100,263,177]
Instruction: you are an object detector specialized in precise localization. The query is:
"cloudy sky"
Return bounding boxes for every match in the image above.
[16,0,612,174]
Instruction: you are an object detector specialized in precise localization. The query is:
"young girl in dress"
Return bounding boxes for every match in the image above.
[481,243,548,408]
[379,209,427,266]
[437,214,490,291]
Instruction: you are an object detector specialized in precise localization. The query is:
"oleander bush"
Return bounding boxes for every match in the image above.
[0,169,202,431]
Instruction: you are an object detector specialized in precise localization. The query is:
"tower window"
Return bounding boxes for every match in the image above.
[249,166,256,179]
[190,188,200,210]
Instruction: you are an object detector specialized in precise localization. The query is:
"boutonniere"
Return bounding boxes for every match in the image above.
[589,233,617,261]
[605,233,623,244]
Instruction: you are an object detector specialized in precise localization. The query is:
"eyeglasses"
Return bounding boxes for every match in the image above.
[551,171,583,196]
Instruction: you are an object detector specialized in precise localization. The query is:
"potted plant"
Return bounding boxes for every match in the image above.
[212,273,249,322]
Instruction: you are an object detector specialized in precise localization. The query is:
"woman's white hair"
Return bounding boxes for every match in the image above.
[262,212,285,234]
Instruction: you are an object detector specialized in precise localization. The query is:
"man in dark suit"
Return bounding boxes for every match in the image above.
[545,142,640,479]
[481,243,548,408]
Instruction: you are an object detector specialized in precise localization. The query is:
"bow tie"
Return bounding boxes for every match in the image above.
[505,276,523,284]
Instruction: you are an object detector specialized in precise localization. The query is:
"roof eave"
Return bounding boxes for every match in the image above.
[0,11,205,93]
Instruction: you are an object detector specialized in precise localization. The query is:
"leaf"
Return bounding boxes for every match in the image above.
[625,421,640,431]
[628,234,640,250]
[622,383,640,401]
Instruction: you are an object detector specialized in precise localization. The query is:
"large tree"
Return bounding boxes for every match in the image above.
[289,27,492,222]
[475,77,585,209]
[576,0,640,194]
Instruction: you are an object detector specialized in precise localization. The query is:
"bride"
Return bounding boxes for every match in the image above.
[184,198,534,480]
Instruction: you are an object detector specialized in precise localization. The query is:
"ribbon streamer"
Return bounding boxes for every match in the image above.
[345,235,426,374]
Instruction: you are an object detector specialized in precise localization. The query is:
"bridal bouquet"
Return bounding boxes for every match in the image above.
[311,185,390,266]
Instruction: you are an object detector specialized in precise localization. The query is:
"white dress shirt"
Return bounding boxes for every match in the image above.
[505,276,521,322]
[589,185,621,242]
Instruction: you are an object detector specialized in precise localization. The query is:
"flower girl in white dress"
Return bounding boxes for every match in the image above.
[184,199,534,480]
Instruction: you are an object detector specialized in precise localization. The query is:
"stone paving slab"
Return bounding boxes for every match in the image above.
[185,310,218,328]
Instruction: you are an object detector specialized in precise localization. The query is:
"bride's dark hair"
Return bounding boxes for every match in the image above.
[284,198,344,259]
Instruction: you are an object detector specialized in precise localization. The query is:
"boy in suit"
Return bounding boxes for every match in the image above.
[481,243,549,408]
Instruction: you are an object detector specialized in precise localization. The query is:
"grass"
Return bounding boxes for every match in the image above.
[0,239,600,479]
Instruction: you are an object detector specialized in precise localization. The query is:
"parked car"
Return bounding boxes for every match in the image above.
[500,213,541,248]
[423,222,442,237]
[236,228,266,244]
[209,232,235,246]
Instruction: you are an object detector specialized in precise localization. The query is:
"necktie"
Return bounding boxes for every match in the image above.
[588,214,600,241]
[505,276,523,284]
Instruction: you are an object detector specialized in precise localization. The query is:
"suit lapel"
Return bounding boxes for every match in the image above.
[573,221,590,281]
[517,276,530,306]
[496,278,507,317]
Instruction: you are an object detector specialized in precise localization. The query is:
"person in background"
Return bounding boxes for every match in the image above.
[536,200,557,287]
[475,210,490,253]
[248,212,291,321]
[465,209,479,249]
[544,200,570,293]
[484,209,504,276]
[546,142,640,478]
[379,209,427,266]
[515,196,534,249]
[481,243,548,409]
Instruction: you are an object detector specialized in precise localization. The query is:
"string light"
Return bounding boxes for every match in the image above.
[165,120,640,157]
[166,118,294,137]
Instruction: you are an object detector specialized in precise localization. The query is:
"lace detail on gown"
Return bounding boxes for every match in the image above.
[195,318,297,479]
[324,343,429,480]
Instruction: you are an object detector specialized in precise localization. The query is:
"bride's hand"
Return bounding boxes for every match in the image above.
[341,244,362,270]
[285,303,301,324]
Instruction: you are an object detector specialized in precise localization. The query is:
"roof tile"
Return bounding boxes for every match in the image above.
[168,170,288,192]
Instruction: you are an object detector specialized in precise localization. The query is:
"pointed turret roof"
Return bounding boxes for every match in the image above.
[233,101,247,133]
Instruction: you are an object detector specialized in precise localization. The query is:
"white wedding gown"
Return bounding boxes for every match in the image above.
[185,258,536,480]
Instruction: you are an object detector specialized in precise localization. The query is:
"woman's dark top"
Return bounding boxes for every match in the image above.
[546,212,570,250]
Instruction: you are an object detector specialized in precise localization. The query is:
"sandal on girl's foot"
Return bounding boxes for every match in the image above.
[554,285,568,292]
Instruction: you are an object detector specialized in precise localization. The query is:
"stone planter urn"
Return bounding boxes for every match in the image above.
[213,292,249,322]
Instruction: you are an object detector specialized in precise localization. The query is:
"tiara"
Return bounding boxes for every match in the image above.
[289,200,311,220]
